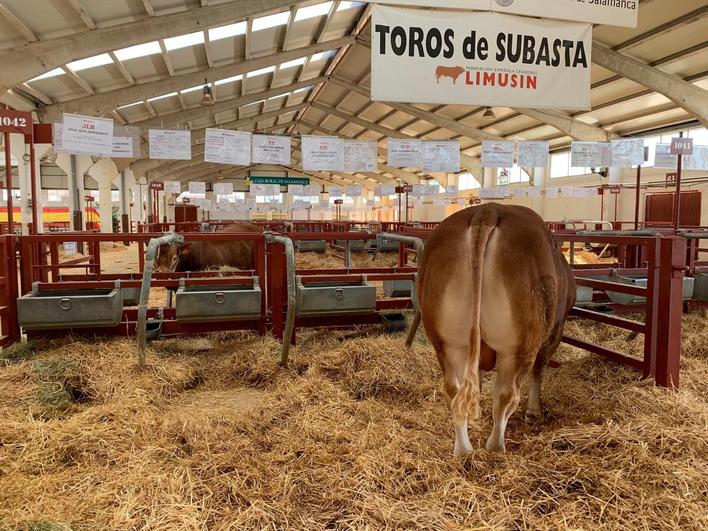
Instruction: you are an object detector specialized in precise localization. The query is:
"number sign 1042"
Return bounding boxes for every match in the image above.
[0,110,33,135]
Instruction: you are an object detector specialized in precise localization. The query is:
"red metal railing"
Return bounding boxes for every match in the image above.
[0,234,19,347]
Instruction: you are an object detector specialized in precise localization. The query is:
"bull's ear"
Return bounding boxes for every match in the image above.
[180,242,193,255]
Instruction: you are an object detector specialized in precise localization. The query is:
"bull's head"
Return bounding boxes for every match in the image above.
[154,244,180,272]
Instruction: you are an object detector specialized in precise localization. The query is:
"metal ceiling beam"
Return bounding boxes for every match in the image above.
[0,0,298,93]
[133,76,325,130]
[42,37,349,120]
[592,42,708,129]
[158,40,175,76]
[108,52,135,85]
[0,2,38,42]
[514,108,615,141]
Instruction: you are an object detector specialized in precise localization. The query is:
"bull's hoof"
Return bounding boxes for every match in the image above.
[454,441,473,458]
[524,409,544,424]
[485,436,505,453]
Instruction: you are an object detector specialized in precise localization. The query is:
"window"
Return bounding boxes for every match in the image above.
[247,66,275,78]
[496,166,530,184]
[47,189,68,203]
[67,53,113,72]
[28,68,64,82]
[280,57,307,69]
[458,172,480,190]
[111,191,120,202]
[208,21,247,41]
[252,11,290,31]
[147,92,177,102]
[551,151,591,178]
[296,2,333,21]
[337,1,364,11]
[310,50,336,62]
[164,31,204,51]
[114,41,161,61]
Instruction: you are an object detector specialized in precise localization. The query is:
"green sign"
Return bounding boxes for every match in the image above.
[248,176,310,185]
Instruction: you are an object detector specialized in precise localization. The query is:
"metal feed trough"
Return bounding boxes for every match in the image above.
[295,240,327,253]
[605,273,694,306]
[175,277,262,322]
[296,276,376,317]
[692,271,708,302]
[383,279,414,298]
[18,281,123,330]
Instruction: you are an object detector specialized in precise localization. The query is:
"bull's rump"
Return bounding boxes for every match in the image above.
[418,204,574,357]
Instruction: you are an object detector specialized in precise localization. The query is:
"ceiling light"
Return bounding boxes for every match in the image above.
[201,79,215,106]
[483,107,496,118]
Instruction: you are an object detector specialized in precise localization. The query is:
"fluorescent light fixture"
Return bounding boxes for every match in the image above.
[252,11,290,31]
[247,66,275,78]
[215,74,243,86]
[67,53,113,72]
[28,68,64,82]
[116,101,144,109]
[280,57,307,69]
[164,31,204,51]
[181,84,203,94]
[208,21,247,41]
[310,50,336,62]
[337,1,364,11]
[295,1,332,21]
[114,41,161,61]
[147,92,178,102]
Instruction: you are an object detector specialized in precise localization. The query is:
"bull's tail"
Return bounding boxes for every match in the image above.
[450,214,498,423]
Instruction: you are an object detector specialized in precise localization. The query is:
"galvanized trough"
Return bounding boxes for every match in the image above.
[605,274,694,306]
[693,271,708,302]
[18,282,123,330]
[296,276,376,316]
[295,240,327,253]
[175,278,261,322]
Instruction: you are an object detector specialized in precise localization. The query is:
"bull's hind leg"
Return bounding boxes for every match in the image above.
[486,352,530,452]
[526,325,563,423]
[435,342,474,457]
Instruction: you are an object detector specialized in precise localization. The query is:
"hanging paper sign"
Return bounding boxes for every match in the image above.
[328,186,344,198]
[305,184,321,196]
[512,188,527,198]
[479,187,508,199]
[61,114,114,155]
[213,182,234,196]
[481,141,515,168]
[445,184,458,196]
[371,6,592,110]
[204,129,251,165]
[610,138,645,167]
[561,186,575,198]
[343,140,377,172]
[545,188,559,199]
[111,136,134,158]
[574,187,598,198]
[149,129,192,160]
[388,139,423,168]
[252,134,291,165]
[163,181,181,194]
[375,185,397,196]
[517,141,550,168]
[684,146,708,171]
[571,142,611,167]
[189,181,206,195]
[346,185,362,197]
[250,184,280,196]
[654,144,678,169]
[217,197,231,208]
[289,184,305,196]
[527,187,542,198]
[423,140,460,172]
[302,136,344,171]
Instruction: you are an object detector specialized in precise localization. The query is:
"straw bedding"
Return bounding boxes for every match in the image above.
[1,307,706,530]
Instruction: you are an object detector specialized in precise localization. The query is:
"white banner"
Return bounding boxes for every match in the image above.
[204,129,251,165]
[305,184,321,196]
[375,185,397,196]
[163,181,181,194]
[328,186,344,198]
[611,138,645,167]
[527,186,542,198]
[518,141,549,167]
[574,187,598,198]
[61,114,114,155]
[654,144,677,169]
[684,146,708,171]
[189,181,206,195]
[250,184,280,196]
[213,182,233,196]
[387,139,423,168]
[343,140,377,172]
[346,185,363,197]
[54,123,137,158]
[571,142,611,167]
[362,0,637,27]
[410,184,437,196]
[423,140,460,172]
[371,6,592,110]
[302,136,344,171]
[481,140,514,167]
[149,129,191,160]
[252,134,291,165]
[288,184,305,196]
[479,186,509,199]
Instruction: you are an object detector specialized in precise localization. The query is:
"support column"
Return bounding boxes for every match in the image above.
[69,155,83,230]
[98,183,113,233]
[32,143,51,233]
[119,170,130,232]
[9,134,29,235]
[532,166,547,219]
[483,166,495,188]
[607,166,622,223]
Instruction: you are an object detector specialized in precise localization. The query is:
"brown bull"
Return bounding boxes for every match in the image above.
[435,65,465,84]
[417,204,575,456]
[155,222,262,272]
